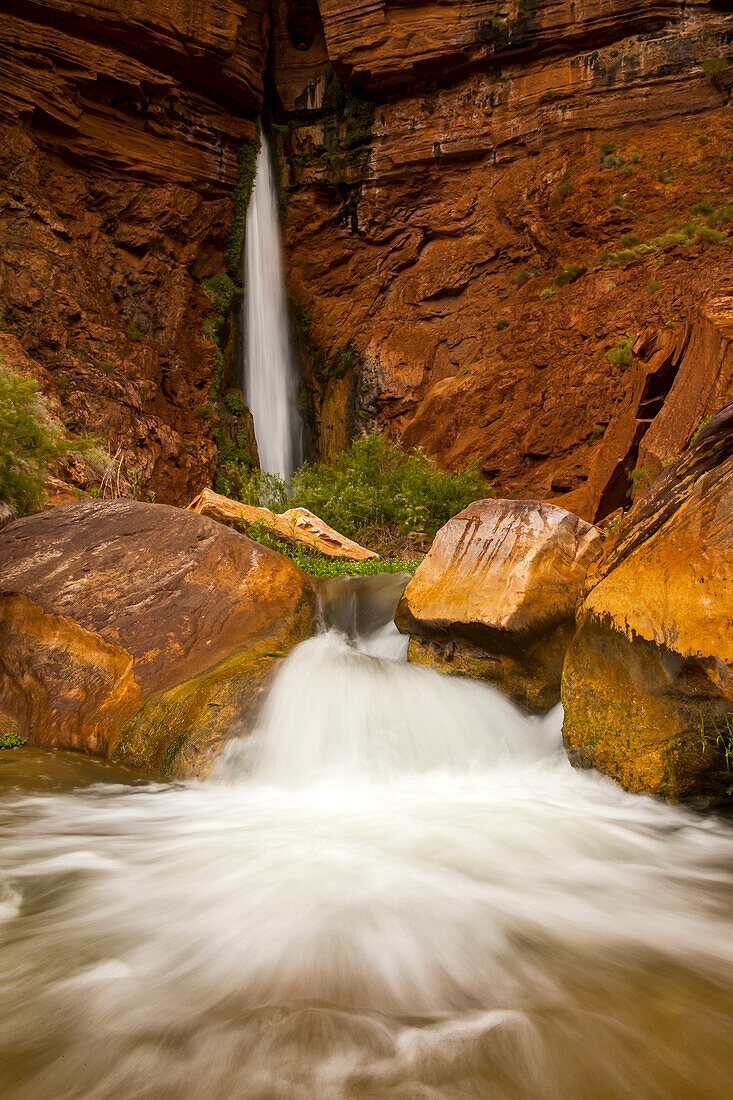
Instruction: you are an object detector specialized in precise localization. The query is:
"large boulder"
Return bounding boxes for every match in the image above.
[562,405,733,801]
[0,500,315,777]
[395,499,603,711]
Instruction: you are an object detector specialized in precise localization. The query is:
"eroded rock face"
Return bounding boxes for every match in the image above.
[274,0,733,516]
[0,0,267,503]
[0,500,315,776]
[395,499,603,711]
[562,405,733,801]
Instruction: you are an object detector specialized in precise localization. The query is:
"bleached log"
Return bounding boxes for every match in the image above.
[187,487,379,561]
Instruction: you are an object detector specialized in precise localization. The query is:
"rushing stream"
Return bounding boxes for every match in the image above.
[1,575,732,1099]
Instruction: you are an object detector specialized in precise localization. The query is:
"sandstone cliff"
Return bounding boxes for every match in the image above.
[0,0,732,515]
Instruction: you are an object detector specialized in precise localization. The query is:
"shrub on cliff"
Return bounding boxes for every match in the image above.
[0,359,93,515]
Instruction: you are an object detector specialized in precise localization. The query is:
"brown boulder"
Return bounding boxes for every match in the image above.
[562,405,733,801]
[395,499,603,711]
[0,500,315,776]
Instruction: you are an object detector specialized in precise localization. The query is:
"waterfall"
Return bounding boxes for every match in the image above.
[243,131,302,479]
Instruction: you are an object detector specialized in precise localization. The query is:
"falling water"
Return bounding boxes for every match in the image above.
[1,576,733,1098]
[244,130,302,478]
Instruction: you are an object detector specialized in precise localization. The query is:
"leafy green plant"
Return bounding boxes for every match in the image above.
[627,464,655,499]
[129,466,141,500]
[0,729,27,750]
[606,337,634,366]
[609,193,630,209]
[234,434,489,554]
[700,714,733,770]
[647,278,661,294]
[0,359,96,515]
[495,319,510,330]
[539,286,557,300]
[125,323,142,342]
[239,519,423,577]
[513,267,532,288]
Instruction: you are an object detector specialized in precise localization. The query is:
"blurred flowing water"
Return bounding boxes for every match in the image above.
[243,129,302,478]
[1,574,732,1099]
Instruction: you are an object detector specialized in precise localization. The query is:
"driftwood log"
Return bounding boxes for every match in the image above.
[187,488,379,561]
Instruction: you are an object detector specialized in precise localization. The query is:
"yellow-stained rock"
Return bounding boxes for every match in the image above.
[0,499,315,775]
[395,498,603,711]
[562,404,733,801]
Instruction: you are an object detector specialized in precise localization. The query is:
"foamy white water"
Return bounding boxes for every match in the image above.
[1,576,732,1098]
[244,130,302,478]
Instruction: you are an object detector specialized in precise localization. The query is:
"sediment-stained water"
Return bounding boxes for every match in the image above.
[1,577,732,1098]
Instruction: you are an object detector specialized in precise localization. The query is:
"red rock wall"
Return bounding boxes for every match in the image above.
[0,0,268,502]
[273,0,733,520]
[0,0,732,515]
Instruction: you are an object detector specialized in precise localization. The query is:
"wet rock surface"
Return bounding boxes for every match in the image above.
[395,498,603,711]
[562,404,733,800]
[0,499,315,776]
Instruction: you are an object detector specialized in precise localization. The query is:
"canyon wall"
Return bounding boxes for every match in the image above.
[0,0,732,516]
[0,0,267,501]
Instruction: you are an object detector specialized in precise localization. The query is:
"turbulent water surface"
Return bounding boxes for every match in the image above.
[1,576,732,1099]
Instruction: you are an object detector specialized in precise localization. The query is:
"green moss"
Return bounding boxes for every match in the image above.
[227,129,261,278]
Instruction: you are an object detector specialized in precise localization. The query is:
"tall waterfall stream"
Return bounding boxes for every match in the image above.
[1,575,732,1098]
[243,130,302,479]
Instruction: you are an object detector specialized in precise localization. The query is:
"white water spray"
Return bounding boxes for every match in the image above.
[244,131,302,478]
[1,576,732,1098]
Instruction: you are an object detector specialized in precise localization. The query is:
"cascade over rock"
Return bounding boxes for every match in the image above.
[0,500,315,776]
[562,404,733,801]
[395,498,603,712]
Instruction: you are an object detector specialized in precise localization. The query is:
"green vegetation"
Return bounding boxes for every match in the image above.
[317,68,374,184]
[478,12,510,49]
[554,181,576,199]
[495,319,510,330]
[232,433,489,557]
[240,521,423,577]
[540,264,583,298]
[609,193,630,209]
[647,278,661,294]
[702,57,729,83]
[0,728,27,750]
[125,323,142,341]
[691,412,714,442]
[513,267,532,287]
[227,130,261,277]
[627,464,655,499]
[606,337,634,367]
[700,714,733,770]
[553,264,584,288]
[0,359,96,515]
